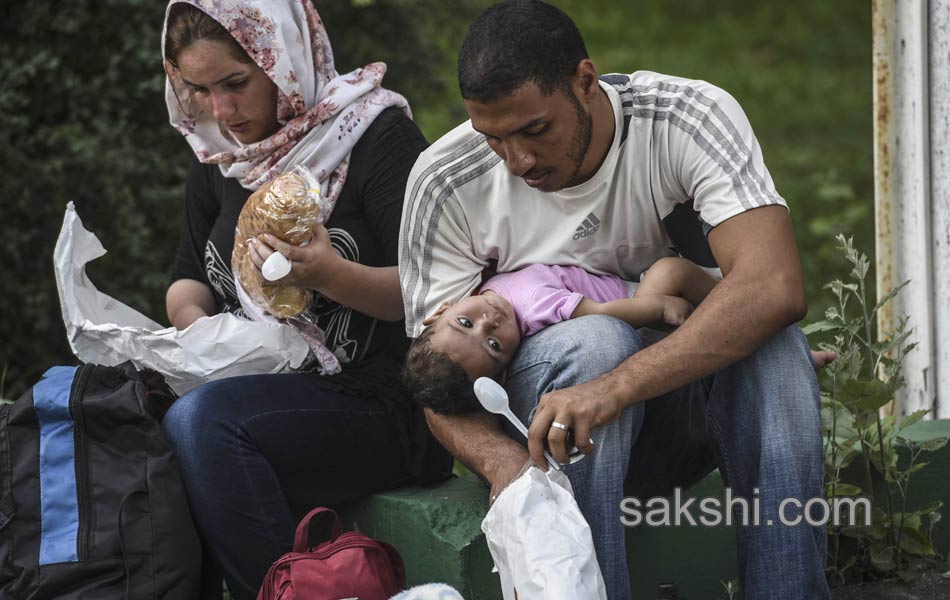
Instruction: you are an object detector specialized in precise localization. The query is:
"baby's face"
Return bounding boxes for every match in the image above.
[426,291,522,381]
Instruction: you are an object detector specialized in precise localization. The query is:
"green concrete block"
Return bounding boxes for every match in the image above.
[625,472,738,600]
[624,418,950,598]
[338,420,950,600]
[336,476,501,599]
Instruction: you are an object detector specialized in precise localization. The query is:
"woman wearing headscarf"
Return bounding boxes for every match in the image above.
[159,1,449,597]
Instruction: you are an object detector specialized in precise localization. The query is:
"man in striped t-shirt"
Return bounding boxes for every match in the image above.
[399,2,829,598]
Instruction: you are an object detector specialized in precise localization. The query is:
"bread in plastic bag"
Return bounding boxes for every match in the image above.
[232,166,331,318]
[481,464,608,600]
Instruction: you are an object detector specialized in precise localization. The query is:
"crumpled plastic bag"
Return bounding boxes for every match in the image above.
[480,464,608,600]
[54,202,312,396]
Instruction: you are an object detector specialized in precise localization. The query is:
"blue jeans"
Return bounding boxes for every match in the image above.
[503,316,829,600]
[162,373,414,600]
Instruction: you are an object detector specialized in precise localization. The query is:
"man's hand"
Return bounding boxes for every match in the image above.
[487,449,529,506]
[423,408,530,506]
[249,225,340,290]
[527,376,623,468]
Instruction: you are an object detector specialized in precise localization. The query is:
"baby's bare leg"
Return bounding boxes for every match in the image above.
[637,258,834,370]
[637,257,718,307]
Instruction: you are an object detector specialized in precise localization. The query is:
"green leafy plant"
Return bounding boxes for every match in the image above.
[719,577,740,600]
[805,235,948,585]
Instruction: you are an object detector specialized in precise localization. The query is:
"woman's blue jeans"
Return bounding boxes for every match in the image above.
[503,316,829,600]
[162,373,413,600]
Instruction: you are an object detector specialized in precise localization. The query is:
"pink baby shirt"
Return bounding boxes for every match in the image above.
[479,264,629,338]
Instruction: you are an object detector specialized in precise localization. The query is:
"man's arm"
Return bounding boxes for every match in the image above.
[424,408,528,503]
[399,145,512,496]
[527,204,807,465]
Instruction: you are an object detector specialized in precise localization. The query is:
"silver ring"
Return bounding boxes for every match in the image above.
[551,421,570,432]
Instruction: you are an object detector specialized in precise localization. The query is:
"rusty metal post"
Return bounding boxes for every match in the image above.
[932,0,950,418]
[872,0,938,417]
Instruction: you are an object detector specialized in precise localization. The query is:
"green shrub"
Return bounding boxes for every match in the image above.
[0,0,484,398]
[807,235,948,585]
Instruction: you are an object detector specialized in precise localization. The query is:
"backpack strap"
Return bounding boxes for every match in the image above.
[293,507,343,552]
[377,540,407,590]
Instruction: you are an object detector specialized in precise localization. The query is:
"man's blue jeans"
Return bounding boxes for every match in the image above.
[503,316,829,600]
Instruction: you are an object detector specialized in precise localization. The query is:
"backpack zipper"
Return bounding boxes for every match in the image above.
[69,364,94,561]
[310,534,397,585]
[309,534,381,558]
[270,535,399,592]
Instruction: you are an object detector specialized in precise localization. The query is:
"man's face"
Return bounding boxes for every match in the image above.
[466,81,593,192]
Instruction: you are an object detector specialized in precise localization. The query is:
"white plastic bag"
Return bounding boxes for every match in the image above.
[53,202,312,395]
[480,464,608,600]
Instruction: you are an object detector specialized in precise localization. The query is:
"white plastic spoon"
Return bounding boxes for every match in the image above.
[261,251,292,281]
[473,377,588,469]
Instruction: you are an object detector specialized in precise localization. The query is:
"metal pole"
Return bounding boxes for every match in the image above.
[931,0,950,418]
[872,0,938,418]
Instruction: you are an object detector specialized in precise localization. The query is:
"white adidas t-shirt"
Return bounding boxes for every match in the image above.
[399,71,786,337]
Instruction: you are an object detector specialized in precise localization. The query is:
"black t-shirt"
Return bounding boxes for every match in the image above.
[171,107,426,365]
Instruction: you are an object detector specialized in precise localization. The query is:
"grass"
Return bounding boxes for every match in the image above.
[561,0,875,322]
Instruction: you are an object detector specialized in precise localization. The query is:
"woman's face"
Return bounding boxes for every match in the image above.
[175,40,281,145]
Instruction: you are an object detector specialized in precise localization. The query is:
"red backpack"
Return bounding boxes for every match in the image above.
[257,507,406,600]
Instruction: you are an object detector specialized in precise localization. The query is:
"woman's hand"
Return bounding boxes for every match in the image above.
[248,224,341,290]
[249,223,403,321]
[166,278,217,329]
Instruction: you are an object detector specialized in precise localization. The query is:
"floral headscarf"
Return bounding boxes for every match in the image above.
[162,0,410,205]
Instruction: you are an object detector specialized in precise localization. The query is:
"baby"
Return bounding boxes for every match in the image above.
[404,257,717,413]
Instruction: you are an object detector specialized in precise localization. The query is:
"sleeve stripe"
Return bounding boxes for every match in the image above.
[404,134,489,218]
[401,143,495,298]
[400,139,502,329]
[612,80,782,209]
[641,82,781,206]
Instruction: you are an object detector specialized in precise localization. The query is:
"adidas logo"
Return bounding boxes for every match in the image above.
[573,213,601,240]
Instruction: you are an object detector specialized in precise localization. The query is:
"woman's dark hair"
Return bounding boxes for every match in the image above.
[458,0,589,103]
[164,2,252,65]
[403,328,481,414]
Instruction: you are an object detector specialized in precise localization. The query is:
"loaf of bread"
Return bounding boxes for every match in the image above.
[232,168,323,318]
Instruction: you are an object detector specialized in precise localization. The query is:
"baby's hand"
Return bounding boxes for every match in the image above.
[659,295,694,326]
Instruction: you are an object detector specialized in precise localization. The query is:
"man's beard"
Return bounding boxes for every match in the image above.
[563,91,594,188]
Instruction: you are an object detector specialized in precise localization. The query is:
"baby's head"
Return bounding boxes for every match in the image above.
[403,291,521,413]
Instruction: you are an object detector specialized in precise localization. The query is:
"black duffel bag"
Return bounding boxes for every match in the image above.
[0,362,201,599]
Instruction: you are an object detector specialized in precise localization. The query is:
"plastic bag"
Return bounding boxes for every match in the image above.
[232,165,331,319]
[480,464,608,600]
[53,202,312,395]
[231,165,342,375]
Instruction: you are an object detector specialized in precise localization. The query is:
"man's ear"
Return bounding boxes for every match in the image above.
[573,58,600,103]
[422,301,452,326]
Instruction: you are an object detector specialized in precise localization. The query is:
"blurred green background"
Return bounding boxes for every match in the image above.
[0,0,873,399]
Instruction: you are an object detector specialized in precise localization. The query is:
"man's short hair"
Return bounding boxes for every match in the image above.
[403,328,481,414]
[458,0,589,103]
